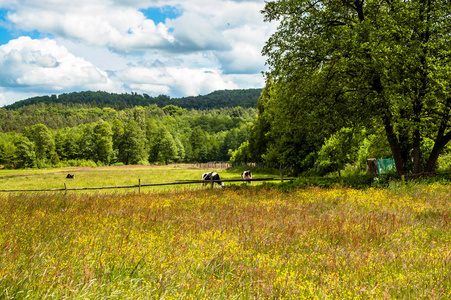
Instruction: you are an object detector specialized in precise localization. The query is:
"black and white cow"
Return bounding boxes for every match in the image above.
[201,172,224,187]
[66,174,75,179]
[241,170,252,184]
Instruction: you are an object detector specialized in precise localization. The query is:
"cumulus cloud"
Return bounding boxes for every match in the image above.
[5,0,269,55]
[114,62,237,97]
[0,37,114,91]
[0,0,275,105]
[166,1,266,52]
[216,24,269,74]
[7,7,175,53]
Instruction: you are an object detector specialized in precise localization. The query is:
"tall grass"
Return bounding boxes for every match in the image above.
[1,183,451,299]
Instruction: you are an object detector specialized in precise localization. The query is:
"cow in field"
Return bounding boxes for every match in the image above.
[201,172,224,187]
[66,174,74,179]
[241,170,252,184]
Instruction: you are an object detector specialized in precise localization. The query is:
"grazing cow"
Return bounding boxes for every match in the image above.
[201,172,224,187]
[66,174,74,179]
[241,170,252,184]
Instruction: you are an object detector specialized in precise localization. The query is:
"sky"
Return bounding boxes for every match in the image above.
[0,0,278,107]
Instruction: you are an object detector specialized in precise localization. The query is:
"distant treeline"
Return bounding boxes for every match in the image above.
[0,103,255,133]
[0,88,263,170]
[0,103,256,169]
[3,89,262,111]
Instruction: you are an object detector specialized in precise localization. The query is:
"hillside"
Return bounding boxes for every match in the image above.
[3,89,263,110]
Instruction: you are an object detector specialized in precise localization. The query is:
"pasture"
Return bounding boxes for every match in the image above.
[1,167,451,299]
[0,165,267,193]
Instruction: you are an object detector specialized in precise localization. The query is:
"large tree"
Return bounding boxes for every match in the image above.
[94,120,113,164]
[262,0,451,175]
[122,120,147,165]
[24,124,55,167]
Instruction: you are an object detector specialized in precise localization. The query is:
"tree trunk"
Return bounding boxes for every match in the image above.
[413,127,422,174]
[425,143,442,173]
[384,118,404,176]
[425,133,451,172]
[414,0,430,173]
[425,95,451,172]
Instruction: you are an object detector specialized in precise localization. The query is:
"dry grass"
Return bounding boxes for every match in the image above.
[1,182,451,299]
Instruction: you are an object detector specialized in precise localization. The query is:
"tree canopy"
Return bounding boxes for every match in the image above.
[0,104,255,169]
[3,89,262,111]
[260,0,451,175]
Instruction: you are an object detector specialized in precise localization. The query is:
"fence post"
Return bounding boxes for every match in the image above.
[280,172,283,183]
[211,176,214,188]
[139,178,141,194]
[64,183,67,195]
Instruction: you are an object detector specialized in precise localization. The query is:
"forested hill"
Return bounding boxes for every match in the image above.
[4,89,262,110]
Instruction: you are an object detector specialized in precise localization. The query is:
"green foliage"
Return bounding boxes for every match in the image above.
[437,154,451,172]
[77,124,96,161]
[122,120,148,165]
[261,0,451,175]
[94,120,113,164]
[14,136,36,168]
[230,141,250,165]
[188,128,211,163]
[4,89,262,111]
[0,93,257,168]
[360,127,393,160]
[55,159,98,168]
[248,83,327,172]
[317,128,362,176]
[163,105,185,116]
[0,134,17,168]
[24,124,55,167]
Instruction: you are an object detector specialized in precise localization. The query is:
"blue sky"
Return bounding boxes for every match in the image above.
[139,6,182,25]
[0,0,276,106]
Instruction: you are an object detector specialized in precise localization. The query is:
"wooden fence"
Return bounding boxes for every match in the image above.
[0,175,292,193]
[193,162,231,169]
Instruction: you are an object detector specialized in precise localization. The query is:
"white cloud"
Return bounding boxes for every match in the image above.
[223,73,265,89]
[6,0,269,55]
[0,0,274,106]
[216,24,268,74]
[0,92,6,106]
[166,67,237,96]
[7,3,175,53]
[166,1,266,52]
[114,64,237,97]
[0,37,115,91]
[56,38,130,71]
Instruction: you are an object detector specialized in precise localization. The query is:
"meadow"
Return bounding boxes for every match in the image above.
[1,167,451,299]
[0,165,264,193]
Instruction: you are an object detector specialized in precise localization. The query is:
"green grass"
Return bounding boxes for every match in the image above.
[1,180,451,299]
[0,165,275,193]
[0,167,71,177]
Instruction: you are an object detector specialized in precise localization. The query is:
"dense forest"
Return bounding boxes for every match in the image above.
[3,84,448,175]
[0,90,257,169]
[3,89,262,111]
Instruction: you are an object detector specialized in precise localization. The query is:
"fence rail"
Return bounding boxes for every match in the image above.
[193,162,231,169]
[0,176,293,193]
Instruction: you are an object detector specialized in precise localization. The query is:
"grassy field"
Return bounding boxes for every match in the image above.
[1,167,451,299]
[0,165,274,193]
